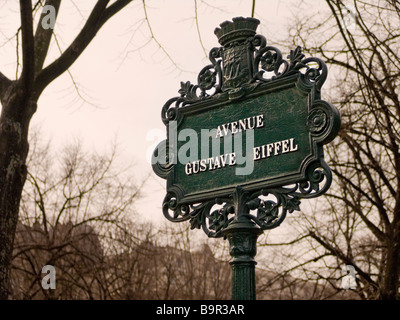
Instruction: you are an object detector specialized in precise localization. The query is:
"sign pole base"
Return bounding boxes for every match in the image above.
[224,222,262,300]
[223,186,263,300]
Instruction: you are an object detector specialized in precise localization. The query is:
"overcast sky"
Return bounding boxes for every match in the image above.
[0,0,328,225]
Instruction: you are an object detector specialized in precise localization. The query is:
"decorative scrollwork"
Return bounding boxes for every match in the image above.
[308,109,328,134]
[252,39,327,90]
[242,160,332,230]
[163,194,234,238]
[202,201,234,238]
[253,38,287,82]
[198,47,223,93]
[151,140,173,179]
[163,192,191,223]
[163,160,332,235]
[161,48,224,124]
[293,56,328,89]
[161,18,328,125]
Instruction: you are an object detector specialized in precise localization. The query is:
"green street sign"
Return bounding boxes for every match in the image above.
[153,18,340,233]
[155,74,339,205]
[152,17,340,300]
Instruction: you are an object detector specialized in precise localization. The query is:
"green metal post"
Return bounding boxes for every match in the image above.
[223,186,262,300]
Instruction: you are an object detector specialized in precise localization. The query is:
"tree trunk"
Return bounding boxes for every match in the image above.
[0,0,133,300]
[0,84,35,299]
[380,221,400,300]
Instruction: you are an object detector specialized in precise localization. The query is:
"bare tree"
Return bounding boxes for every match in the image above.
[11,133,140,299]
[0,0,138,299]
[128,223,232,300]
[257,0,400,300]
[11,134,234,299]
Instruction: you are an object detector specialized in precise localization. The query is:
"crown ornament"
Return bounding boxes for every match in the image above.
[214,17,260,47]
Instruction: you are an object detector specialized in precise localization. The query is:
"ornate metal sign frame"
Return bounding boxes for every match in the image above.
[152,17,340,300]
[153,17,340,236]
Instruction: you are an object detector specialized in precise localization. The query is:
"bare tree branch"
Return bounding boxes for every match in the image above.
[34,0,133,98]
[0,72,12,98]
[33,0,61,75]
[19,0,35,94]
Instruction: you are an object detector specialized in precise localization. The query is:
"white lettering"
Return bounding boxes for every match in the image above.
[253,146,261,160]
[231,121,238,134]
[185,163,192,175]
[238,119,247,131]
[256,114,264,128]
[282,139,290,153]
[215,114,265,138]
[157,304,190,317]
[266,143,273,157]
[229,153,236,166]
[290,138,298,152]
[215,126,223,139]
[200,159,207,172]
[274,141,282,156]
[183,137,298,176]
[184,152,238,175]
[252,138,299,162]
